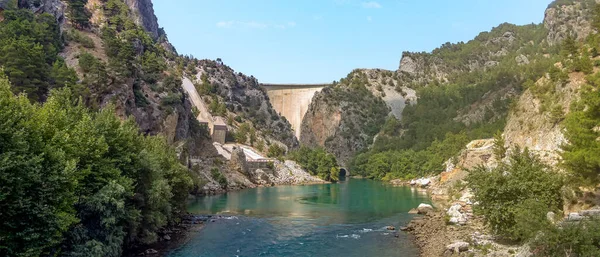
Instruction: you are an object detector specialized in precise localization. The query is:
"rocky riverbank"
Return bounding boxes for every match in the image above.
[400,176,531,257]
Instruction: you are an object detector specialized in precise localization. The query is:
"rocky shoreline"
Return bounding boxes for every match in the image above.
[397,174,529,257]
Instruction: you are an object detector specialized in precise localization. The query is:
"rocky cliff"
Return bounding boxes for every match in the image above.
[544,0,599,45]
[503,70,587,165]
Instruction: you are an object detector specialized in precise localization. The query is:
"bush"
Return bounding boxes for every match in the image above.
[466,148,564,241]
[532,218,600,257]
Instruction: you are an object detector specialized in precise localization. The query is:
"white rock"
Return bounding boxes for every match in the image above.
[446,241,469,253]
[447,204,468,225]
[547,211,556,223]
[568,212,584,221]
[417,203,434,214]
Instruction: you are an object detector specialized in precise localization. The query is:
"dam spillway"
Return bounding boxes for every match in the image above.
[262,84,329,139]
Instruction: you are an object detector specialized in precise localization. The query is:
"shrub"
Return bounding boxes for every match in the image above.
[466,148,564,241]
[532,218,600,257]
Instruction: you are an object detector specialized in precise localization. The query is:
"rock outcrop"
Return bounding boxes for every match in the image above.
[503,72,585,165]
[125,0,160,39]
[544,0,599,45]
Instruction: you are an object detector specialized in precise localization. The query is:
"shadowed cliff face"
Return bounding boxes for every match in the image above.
[263,84,326,138]
[125,0,159,39]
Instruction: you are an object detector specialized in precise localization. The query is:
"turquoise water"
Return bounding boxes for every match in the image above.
[167,178,429,257]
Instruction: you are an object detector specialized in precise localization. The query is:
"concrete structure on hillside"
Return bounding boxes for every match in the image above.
[212,116,227,144]
[262,84,328,138]
[181,76,229,143]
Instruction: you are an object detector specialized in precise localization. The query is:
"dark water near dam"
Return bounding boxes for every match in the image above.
[166,178,430,257]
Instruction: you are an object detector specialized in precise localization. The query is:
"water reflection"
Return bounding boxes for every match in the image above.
[187,179,429,224]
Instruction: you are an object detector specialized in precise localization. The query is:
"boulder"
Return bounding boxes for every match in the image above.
[145,249,158,255]
[546,211,556,223]
[568,212,584,221]
[417,203,434,214]
[446,241,469,253]
[447,203,467,225]
[515,54,530,65]
[386,226,396,231]
[163,234,171,241]
[408,208,419,214]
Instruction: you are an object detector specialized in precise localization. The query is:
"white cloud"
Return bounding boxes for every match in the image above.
[216,21,296,30]
[216,21,235,28]
[362,1,382,8]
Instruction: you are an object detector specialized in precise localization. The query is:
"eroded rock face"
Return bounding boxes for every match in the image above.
[544,0,599,45]
[13,0,66,27]
[125,0,160,39]
[503,73,585,165]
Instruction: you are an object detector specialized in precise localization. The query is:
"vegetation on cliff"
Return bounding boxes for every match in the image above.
[0,8,75,102]
[466,9,600,253]
[0,76,192,256]
[350,20,559,180]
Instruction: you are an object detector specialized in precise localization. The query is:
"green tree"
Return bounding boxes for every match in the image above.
[562,85,600,185]
[492,130,506,159]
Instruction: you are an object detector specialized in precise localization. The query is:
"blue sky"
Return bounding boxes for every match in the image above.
[153,0,551,84]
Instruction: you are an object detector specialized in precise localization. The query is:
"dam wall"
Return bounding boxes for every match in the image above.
[262,84,328,138]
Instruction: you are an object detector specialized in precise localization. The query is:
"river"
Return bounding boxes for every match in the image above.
[166,178,430,257]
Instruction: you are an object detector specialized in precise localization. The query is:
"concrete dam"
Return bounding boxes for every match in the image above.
[262,84,329,138]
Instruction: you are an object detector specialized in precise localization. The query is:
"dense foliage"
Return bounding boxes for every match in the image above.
[0,77,192,256]
[289,147,339,182]
[531,218,600,257]
[466,148,564,241]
